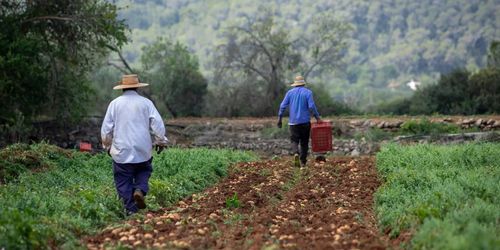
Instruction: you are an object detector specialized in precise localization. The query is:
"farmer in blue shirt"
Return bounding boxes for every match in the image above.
[277,75,321,167]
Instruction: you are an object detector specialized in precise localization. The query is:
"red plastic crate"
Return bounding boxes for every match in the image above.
[79,142,92,152]
[311,120,333,153]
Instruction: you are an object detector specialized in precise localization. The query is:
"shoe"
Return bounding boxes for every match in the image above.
[133,189,146,209]
[293,154,300,168]
[300,161,307,168]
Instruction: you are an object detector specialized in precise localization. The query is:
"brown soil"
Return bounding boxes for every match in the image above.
[85,156,389,249]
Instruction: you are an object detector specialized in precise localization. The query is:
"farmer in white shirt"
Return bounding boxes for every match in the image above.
[101,74,168,215]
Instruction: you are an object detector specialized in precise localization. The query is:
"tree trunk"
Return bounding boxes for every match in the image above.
[165,101,178,118]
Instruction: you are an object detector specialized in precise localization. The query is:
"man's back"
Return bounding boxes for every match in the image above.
[101,90,166,164]
[279,86,319,125]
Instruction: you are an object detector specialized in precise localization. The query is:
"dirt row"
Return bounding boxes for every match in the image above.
[85,156,389,249]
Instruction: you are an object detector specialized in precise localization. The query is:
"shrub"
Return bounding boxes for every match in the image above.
[400,118,460,135]
[0,142,72,183]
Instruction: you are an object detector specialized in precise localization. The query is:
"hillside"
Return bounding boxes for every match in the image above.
[110,0,499,109]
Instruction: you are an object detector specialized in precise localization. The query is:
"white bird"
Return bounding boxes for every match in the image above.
[406,79,421,91]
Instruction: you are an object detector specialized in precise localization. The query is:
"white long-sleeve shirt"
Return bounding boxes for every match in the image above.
[101,90,168,164]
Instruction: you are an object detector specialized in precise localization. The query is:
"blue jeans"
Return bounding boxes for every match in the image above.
[112,158,153,213]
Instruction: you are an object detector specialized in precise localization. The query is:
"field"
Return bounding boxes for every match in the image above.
[0,144,256,248]
[85,156,386,249]
[1,140,499,249]
[376,143,500,249]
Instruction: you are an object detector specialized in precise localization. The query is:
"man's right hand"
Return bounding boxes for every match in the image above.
[277,119,282,128]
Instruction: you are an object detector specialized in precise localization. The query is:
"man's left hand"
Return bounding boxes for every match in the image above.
[155,145,166,154]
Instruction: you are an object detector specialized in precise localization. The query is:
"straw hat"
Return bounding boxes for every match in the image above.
[290,75,306,86]
[113,74,149,90]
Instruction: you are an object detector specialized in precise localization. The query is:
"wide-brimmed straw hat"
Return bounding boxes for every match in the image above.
[290,75,306,86]
[113,74,149,90]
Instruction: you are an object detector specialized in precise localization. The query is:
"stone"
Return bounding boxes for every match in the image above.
[493,121,500,128]
[475,119,484,126]
[351,148,360,156]
[462,119,475,125]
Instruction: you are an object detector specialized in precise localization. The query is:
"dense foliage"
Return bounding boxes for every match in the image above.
[0,143,256,248]
[207,11,349,116]
[0,143,71,184]
[378,67,500,115]
[141,38,208,117]
[0,0,127,127]
[112,0,498,110]
[375,143,500,249]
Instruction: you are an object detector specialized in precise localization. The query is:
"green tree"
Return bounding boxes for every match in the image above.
[487,40,500,69]
[107,0,498,112]
[403,65,499,115]
[212,11,349,116]
[141,38,207,118]
[0,0,127,126]
[410,69,471,115]
[468,67,500,114]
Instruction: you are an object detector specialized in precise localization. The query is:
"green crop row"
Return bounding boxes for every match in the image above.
[0,143,73,183]
[0,143,256,249]
[375,143,500,250]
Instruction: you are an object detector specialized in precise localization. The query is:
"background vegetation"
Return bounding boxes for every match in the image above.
[1,0,499,144]
[0,0,127,125]
[376,43,500,115]
[100,0,499,114]
[0,143,256,248]
[375,143,500,249]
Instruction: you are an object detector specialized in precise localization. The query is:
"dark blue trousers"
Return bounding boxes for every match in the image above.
[290,122,311,164]
[112,158,153,213]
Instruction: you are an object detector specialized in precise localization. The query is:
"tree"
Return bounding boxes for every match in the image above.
[141,38,207,118]
[487,40,500,69]
[468,67,500,114]
[409,69,471,115]
[0,0,127,125]
[212,11,350,116]
[404,66,499,115]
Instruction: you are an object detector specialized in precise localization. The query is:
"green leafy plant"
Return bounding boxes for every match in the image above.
[225,192,241,209]
[400,118,460,135]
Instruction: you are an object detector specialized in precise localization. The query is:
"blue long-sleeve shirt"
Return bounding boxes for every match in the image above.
[278,86,320,125]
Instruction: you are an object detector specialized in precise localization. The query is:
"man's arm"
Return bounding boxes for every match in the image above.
[278,92,290,118]
[101,104,114,150]
[149,103,169,146]
[307,92,321,121]
[277,92,290,128]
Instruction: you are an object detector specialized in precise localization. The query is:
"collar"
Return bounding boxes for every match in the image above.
[122,90,139,96]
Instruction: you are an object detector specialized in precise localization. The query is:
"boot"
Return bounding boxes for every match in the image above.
[133,189,146,209]
[293,154,300,168]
